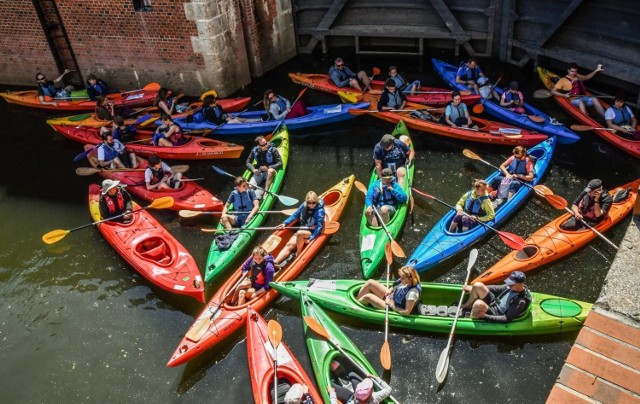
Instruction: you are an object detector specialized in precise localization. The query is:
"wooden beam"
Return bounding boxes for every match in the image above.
[301,0,349,54]
[428,0,475,55]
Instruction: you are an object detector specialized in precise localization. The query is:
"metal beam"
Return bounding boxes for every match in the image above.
[428,0,475,55]
[301,0,349,54]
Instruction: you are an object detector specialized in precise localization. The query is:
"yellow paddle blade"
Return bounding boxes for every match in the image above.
[267,320,283,349]
[380,341,391,370]
[149,196,174,209]
[303,316,330,340]
[42,229,71,244]
[199,89,218,100]
[462,148,481,160]
[185,317,211,342]
[390,239,405,258]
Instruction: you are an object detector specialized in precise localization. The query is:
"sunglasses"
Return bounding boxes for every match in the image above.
[306,201,317,206]
[259,142,268,148]
[336,64,344,67]
[37,77,46,81]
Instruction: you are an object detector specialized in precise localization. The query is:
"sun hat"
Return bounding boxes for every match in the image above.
[101,179,121,195]
[355,378,374,400]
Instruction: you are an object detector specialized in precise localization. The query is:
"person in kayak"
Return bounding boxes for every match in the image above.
[551,62,606,119]
[387,65,420,95]
[220,176,260,230]
[328,57,370,91]
[333,376,391,404]
[356,266,422,316]
[231,246,275,306]
[273,191,325,268]
[455,58,488,94]
[144,155,182,190]
[605,94,638,139]
[96,131,138,169]
[111,115,137,143]
[328,359,363,403]
[99,179,133,223]
[85,74,112,101]
[443,91,477,129]
[246,135,283,199]
[499,81,525,114]
[460,271,532,323]
[36,69,75,107]
[560,179,612,231]
[95,95,115,120]
[264,89,308,120]
[153,113,185,147]
[376,80,407,112]
[373,133,414,188]
[283,383,315,404]
[488,145,534,207]
[153,87,185,116]
[192,94,256,125]
[449,179,495,233]
[365,168,408,226]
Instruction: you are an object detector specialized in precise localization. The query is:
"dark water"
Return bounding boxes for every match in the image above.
[1,52,639,403]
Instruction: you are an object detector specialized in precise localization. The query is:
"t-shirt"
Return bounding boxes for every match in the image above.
[144,161,172,183]
[372,139,410,171]
[604,105,634,122]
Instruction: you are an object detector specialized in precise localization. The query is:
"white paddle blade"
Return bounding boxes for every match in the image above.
[435,346,450,384]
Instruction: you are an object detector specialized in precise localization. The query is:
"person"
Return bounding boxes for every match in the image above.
[231,246,275,306]
[443,91,476,129]
[373,133,414,188]
[387,65,420,95]
[365,168,408,226]
[220,176,260,230]
[551,62,605,118]
[460,271,532,323]
[449,179,495,233]
[99,179,133,223]
[488,145,534,206]
[605,94,638,138]
[376,80,407,112]
[560,179,612,231]
[328,57,370,91]
[499,81,525,114]
[246,135,283,199]
[273,191,324,267]
[85,74,112,101]
[144,155,182,190]
[264,89,308,120]
[329,360,363,403]
[153,113,185,147]
[356,265,421,315]
[111,115,137,143]
[153,87,184,116]
[344,376,392,404]
[96,131,138,169]
[36,69,75,106]
[193,94,254,125]
[282,383,315,404]
[455,58,487,94]
[95,95,115,121]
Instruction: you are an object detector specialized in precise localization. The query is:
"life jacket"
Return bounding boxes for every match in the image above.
[610,106,632,125]
[103,191,125,214]
[146,165,165,185]
[506,156,530,175]
[88,80,109,95]
[577,192,610,222]
[153,123,183,146]
[248,255,273,287]
[202,105,226,124]
[392,279,422,311]
[269,96,289,120]
[446,102,467,125]
[458,62,480,81]
[99,143,121,161]
[463,191,489,215]
[328,66,349,82]
[489,287,532,316]
[230,189,255,215]
[372,181,398,208]
[39,82,58,97]
[390,74,408,90]
[251,144,276,166]
[299,204,320,228]
[503,89,520,103]
[564,76,586,95]
[383,90,404,109]
[113,125,136,142]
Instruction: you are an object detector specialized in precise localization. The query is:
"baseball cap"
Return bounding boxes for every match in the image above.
[586,179,602,192]
[509,81,519,90]
[381,168,394,178]
[504,271,526,286]
[380,134,395,148]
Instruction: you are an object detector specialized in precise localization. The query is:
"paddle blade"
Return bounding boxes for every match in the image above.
[211,165,235,179]
[466,248,479,276]
[354,180,368,195]
[390,239,405,258]
[472,104,484,114]
[462,149,481,161]
[323,221,341,235]
[545,194,569,210]
[42,229,70,244]
[267,320,283,349]
[498,231,527,250]
[276,194,299,206]
[184,317,211,342]
[303,316,330,340]
[435,346,450,384]
[533,89,552,99]
[533,184,552,196]
[527,115,546,123]
[149,196,174,210]
[380,341,391,370]
[75,167,101,176]
[281,208,298,216]
[569,124,597,132]
[139,116,158,127]
[170,165,190,174]
[134,113,153,125]
[385,242,393,265]
[178,209,203,218]
[143,82,162,91]
[372,67,381,75]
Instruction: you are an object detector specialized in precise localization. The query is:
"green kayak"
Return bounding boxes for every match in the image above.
[359,120,414,279]
[273,280,592,336]
[204,125,290,282]
[300,293,394,404]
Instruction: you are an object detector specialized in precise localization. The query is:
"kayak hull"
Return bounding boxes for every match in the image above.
[0,87,157,111]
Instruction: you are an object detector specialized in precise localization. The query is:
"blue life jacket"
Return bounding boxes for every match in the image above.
[506,157,530,175]
[229,189,256,216]
[199,105,226,124]
[390,74,408,90]
[299,204,320,227]
[269,96,289,120]
[392,279,422,311]
[39,82,58,97]
[490,287,532,316]
[251,144,276,166]
[446,102,467,125]
[463,192,489,215]
[99,143,120,161]
[372,181,398,208]
[153,126,169,146]
[503,89,520,103]
[113,125,136,142]
[328,66,350,82]
[88,80,109,95]
[458,62,480,81]
[610,106,632,125]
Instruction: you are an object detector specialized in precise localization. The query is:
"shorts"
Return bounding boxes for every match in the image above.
[570,96,595,107]
[382,205,397,218]
[482,292,501,315]
[230,214,248,227]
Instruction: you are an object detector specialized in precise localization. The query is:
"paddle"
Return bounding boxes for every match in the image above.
[179,208,298,218]
[380,243,393,370]
[269,88,308,137]
[533,89,615,100]
[471,74,503,114]
[210,165,299,206]
[354,181,405,258]
[267,319,283,404]
[120,82,161,95]
[185,271,250,342]
[534,185,619,250]
[411,187,526,250]
[361,67,381,94]
[303,313,400,404]
[42,196,174,244]
[201,221,340,234]
[435,248,478,384]
[412,90,472,96]
[349,108,442,115]
[526,114,546,123]
[569,124,616,132]
[75,164,190,176]
[209,100,264,133]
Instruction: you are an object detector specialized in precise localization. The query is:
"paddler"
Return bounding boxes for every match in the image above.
[99,179,133,223]
[460,271,532,323]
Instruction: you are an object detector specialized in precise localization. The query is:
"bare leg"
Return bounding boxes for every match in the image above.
[221,214,237,231]
[237,287,255,306]
[274,235,297,264]
[396,166,407,188]
[357,71,370,87]
[577,100,588,116]
[378,206,391,224]
[349,78,362,91]
[461,282,490,309]
[592,99,605,118]
[231,279,251,305]
[263,168,276,195]
[295,230,311,255]
[356,279,387,300]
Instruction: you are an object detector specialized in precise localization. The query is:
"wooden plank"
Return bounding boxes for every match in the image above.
[556,364,640,403]
[428,0,475,54]
[301,0,349,53]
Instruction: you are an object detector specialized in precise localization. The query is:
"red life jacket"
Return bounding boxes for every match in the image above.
[565,76,586,95]
[104,192,125,214]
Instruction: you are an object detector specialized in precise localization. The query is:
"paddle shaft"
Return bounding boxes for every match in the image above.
[562,206,619,250]
[271,88,307,136]
[209,272,249,320]
[211,165,298,206]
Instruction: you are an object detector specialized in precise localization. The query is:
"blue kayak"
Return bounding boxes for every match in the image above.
[173,102,369,135]
[431,58,580,145]
[407,137,556,273]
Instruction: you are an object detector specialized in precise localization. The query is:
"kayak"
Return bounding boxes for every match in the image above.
[472,179,639,285]
[359,121,414,279]
[298,293,391,404]
[204,126,289,282]
[288,72,481,106]
[45,96,252,128]
[95,159,223,212]
[88,184,204,302]
[167,175,354,367]
[537,67,640,158]
[174,102,369,135]
[345,92,548,146]
[431,58,580,145]
[246,307,322,404]
[271,280,592,336]
[0,83,160,111]
[50,124,244,160]
[407,137,556,273]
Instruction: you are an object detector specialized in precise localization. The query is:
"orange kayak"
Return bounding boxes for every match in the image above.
[472,180,639,285]
[167,175,354,367]
[88,184,204,302]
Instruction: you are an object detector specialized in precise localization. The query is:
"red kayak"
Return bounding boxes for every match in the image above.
[51,124,244,160]
[94,159,223,212]
[246,307,322,404]
[88,184,204,302]
[289,72,481,106]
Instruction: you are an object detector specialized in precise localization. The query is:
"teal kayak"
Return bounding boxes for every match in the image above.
[359,121,415,279]
[273,280,592,336]
[204,125,290,282]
